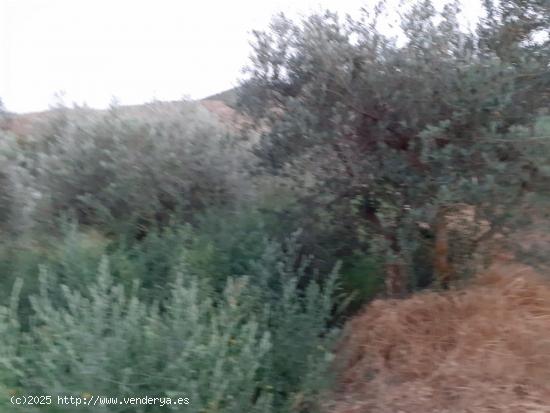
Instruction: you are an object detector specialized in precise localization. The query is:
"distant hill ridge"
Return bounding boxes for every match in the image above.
[203,87,240,108]
[0,87,246,136]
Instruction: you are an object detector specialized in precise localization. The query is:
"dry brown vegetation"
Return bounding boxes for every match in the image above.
[330,257,550,413]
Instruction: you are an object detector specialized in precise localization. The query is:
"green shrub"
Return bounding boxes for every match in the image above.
[6,260,272,413]
[339,253,385,310]
[183,208,275,291]
[20,102,253,234]
[0,236,340,413]
[0,131,37,235]
[0,221,183,322]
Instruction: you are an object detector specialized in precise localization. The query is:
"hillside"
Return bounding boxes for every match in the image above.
[203,87,240,108]
[0,91,247,137]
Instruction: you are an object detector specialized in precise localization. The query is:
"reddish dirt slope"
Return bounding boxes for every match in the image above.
[200,99,253,132]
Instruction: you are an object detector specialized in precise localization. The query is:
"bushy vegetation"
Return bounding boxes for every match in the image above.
[0,0,548,411]
[0,100,341,412]
[2,102,252,235]
[0,225,339,413]
[239,0,550,291]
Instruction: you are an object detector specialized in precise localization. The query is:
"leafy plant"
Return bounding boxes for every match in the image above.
[0,234,340,413]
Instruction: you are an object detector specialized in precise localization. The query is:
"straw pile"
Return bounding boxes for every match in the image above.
[330,261,550,413]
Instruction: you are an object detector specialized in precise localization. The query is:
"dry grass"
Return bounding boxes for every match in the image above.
[330,259,550,413]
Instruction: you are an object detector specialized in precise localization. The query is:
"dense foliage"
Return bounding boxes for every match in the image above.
[1,102,252,236]
[239,0,550,292]
[0,234,338,413]
[0,100,341,412]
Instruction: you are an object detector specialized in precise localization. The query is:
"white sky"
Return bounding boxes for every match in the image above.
[0,0,482,113]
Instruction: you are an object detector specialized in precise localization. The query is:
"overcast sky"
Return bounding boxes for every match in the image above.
[0,0,482,113]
